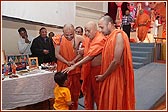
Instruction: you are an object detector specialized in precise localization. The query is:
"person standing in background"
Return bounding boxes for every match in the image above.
[122,9,134,41]
[31,27,56,65]
[48,32,55,38]
[135,9,150,42]
[17,27,34,55]
[75,26,84,36]
[153,16,161,37]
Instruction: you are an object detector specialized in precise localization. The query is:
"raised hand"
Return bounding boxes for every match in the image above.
[24,35,31,43]
[62,65,76,73]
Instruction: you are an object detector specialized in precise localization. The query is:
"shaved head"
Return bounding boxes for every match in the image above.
[85,21,97,31]
[99,15,114,25]
[63,24,75,41]
[84,21,97,39]
[63,24,74,32]
[98,15,114,36]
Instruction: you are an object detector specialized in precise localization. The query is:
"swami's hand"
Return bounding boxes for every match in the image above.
[66,60,75,67]
[69,60,75,65]
[62,65,76,73]
[95,75,105,82]
[77,48,84,55]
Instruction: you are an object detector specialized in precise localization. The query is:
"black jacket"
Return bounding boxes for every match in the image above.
[30,36,56,65]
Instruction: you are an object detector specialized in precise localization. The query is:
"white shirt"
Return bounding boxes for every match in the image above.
[153,19,161,37]
[18,36,34,55]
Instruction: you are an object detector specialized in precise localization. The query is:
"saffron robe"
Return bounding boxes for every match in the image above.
[136,12,150,41]
[82,32,106,109]
[98,29,135,110]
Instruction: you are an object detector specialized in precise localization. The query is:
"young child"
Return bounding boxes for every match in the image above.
[53,72,73,110]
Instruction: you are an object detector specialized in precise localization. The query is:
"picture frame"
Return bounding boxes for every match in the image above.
[7,54,29,65]
[6,54,29,71]
[28,57,39,69]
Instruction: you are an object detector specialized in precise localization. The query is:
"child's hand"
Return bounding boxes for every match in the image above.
[67,101,74,106]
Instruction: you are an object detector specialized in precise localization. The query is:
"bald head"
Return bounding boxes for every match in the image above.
[98,15,114,36]
[84,21,97,40]
[63,24,74,32]
[99,15,114,25]
[85,21,97,31]
[63,24,75,41]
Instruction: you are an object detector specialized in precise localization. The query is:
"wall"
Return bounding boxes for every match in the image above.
[2,1,76,26]
[76,2,104,12]
[2,2,108,55]
[75,2,108,27]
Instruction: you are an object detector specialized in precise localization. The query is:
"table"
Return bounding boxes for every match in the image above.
[2,70,56,110]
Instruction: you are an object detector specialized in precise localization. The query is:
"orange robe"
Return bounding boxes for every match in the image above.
[136,12,150,41]
[82,32,106,109]
[98,29,135,110]
[80,35,90,81]
[53,35,81,110]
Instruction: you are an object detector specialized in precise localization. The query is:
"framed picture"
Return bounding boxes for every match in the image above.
[7,54,29,65]
[28,57,38,69]
[6,54,29,71]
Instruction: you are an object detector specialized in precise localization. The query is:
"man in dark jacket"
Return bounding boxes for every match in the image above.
[31,27,56,65]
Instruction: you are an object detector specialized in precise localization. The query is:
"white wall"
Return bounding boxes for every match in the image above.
[75,6,105,27]
[76,2,105,12]
[2,2,108,55]
[75,2,107,27]
[2,1,76,26]
[76,2,108,13]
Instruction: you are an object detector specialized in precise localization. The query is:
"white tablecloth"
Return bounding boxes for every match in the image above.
[2,70,55,110]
